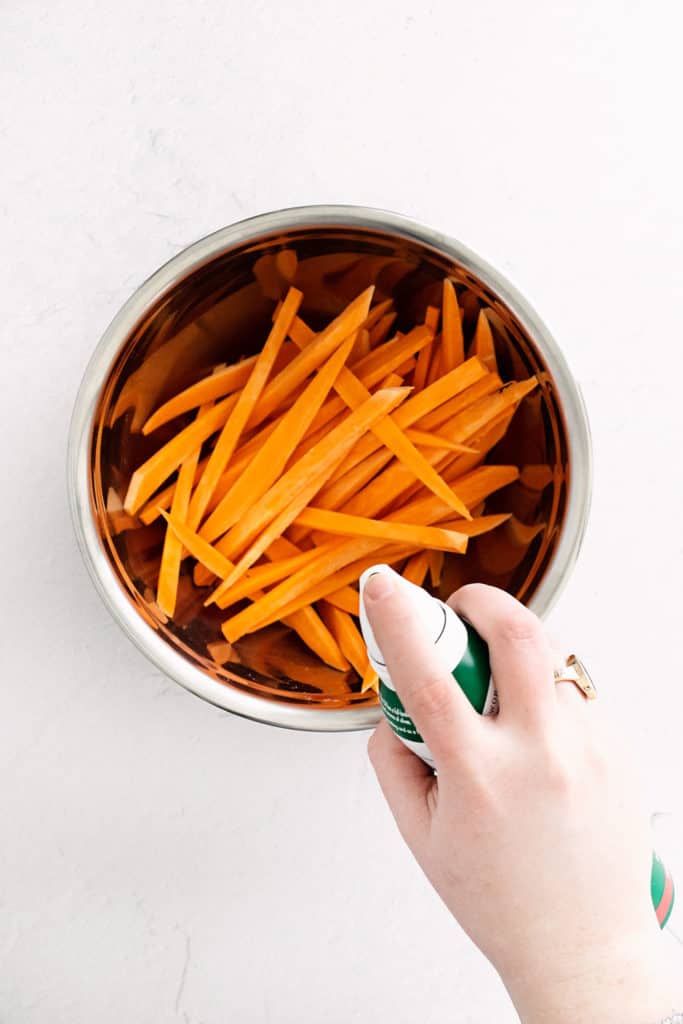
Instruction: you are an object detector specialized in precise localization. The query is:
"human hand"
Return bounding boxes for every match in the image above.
[365,577,683,1023]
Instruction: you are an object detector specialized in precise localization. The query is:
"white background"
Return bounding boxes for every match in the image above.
[2,2,683,1021]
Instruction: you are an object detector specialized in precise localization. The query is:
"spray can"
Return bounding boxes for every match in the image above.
[358,563,677,933]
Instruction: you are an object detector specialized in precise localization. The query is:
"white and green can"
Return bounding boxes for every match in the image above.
[358,563,676,932]
[359,564,498,769]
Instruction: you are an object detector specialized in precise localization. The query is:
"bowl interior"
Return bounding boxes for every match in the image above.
[90,224,570,711]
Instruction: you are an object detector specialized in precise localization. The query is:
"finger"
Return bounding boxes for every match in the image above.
[364,569,479,766]
[449,584,555,727]
[368,720,434,848]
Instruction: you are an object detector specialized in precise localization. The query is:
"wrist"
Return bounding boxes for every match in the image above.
[501,931,683,1024]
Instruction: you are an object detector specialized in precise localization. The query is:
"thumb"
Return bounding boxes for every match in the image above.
[363,569,479,769]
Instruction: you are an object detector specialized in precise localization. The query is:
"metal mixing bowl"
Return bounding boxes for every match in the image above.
[67,205,592,731]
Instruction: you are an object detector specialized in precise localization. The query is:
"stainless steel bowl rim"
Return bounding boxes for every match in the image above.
[67,204,593,733]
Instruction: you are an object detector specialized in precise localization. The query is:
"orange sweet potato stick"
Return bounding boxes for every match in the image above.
[128,291,369,517]
[264,540,361,618]
[207,545,326,608]
[351,328,371,360]
[160,510,237,579]
[292,507,468,553]
[472,310,497,372]
[221,549,384,643]
[287,331,472,520]
[333,462,516,552]
[141,343,294,435]
[221,535,433,643]
[185,287,303,529]
[439,378,537,447]
[284,311,314,344]
[193,327,429,522]
[394,357,415,377]
[221,468,503,642]
[125,394,247,515]
[140,410,291,525]
[290,327,432,444]
[199,333,356,543]
[156,401,213,616]
[339,446,450,520]
[441,279,465,370]
[281,321,432,441]
[412,339,433,392]
[402,550,432,586]
[428,550,444,588]
[322,427,477,536]
[282,607,349,671]
[109,318,224,432]
[331,358,488,479]
[350,325,431,380]
[271,554,412,626]
[207,535,341,608]
[412,305,439,391]
[360,665,379,694]
[414,373,502,432]
[368,312,397,348]
[395,466,521,526]
[424,305,440,332]
[161,512,347,670]
[379,372,405,388]
[246,286,374,430]
[290,449,391,537]
[255,490,515,635]
[392,408,515,521]
[404,428,476,453]
[406,359,489,433]
[139,455,209,525]
[323,587,360,616]
[443,416,515,481]
[143,374,336,526]
[142,361,255,436]
[209,387,410,590]
[426,344,443,386]
[214,395,412,594]
[403,385,532,490]
[437,513,512,536]
[307,440,513,548]
[156,461,200,615]
[196,487,344,588]
[360,299,394,332]
[319,603,369,678]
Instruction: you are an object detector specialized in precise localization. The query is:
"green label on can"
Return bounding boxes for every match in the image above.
[455,623,495,714]
[379,682,424,743]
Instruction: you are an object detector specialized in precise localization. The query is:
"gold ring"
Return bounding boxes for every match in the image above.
[553,654,598,700]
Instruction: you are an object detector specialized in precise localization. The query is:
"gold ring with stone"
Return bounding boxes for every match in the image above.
[553,654,598,700]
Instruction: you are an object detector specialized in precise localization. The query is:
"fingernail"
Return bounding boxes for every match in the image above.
[364,572,395,601]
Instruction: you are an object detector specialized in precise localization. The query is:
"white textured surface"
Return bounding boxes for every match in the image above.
[2,2,683,1021]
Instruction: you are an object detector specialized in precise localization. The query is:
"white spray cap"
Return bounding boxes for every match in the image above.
[359,564,458,689]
